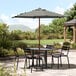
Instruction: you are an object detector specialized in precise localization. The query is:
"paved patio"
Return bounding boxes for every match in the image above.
[0,50,76,76]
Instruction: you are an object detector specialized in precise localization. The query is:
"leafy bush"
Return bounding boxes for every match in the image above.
[53,43,61,49]
[0,48,9,57]
[0,40,12,49]
[0,41,27,56]
[71,43,76,49]
[0,67,11,76]
[12,41,27,49]
[16,48,25,56]
[0,62,26,76]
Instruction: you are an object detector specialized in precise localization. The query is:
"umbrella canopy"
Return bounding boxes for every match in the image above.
[13,8,64,49]
[64,19,76,26]
[13,8,64,18]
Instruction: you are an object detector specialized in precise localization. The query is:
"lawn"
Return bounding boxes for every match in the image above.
[19,39,66,45]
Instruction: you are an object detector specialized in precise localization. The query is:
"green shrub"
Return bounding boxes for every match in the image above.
[0,48,9,57]
[0,42,26,56]
[0,66,11,76]
[7,49,15,56]
[53,43,61,49]
[12,41,27,49]
[16,48,25,56]
[8,48,24,56]
[71,43,76,49]
[0,39,12,49]
[0,62,26,76]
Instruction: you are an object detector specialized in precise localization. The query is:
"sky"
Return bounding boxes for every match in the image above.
[0,0,76,29]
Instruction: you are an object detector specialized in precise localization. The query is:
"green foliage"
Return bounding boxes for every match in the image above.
[36,24,51,35]
[65,3,76,21]
[49,18,66,39]
[0,48,9,57]
[7,49,15,56]
[0,62,26,76]
[53,43,61,49]
[49,18,65,33]
[0,23,12,49]
[71,43,76,49]
[0,67,11,76]
[64,3,76,40]
[11,30,36,40]
[10,30,25,40]
[0,40,12,49]
[28,44,43,48]
[12,41,27,49]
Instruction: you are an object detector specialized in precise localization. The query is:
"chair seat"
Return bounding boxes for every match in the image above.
[26,54,43,59]
[52,53,61,57]
[61,54,68,57]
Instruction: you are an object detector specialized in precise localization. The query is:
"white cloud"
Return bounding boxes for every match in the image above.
[54,6,65,15]
[54,2,74,15]
[0,14,11,24]
[67,3,73,9]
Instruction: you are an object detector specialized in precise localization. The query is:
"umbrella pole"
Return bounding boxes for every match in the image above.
[38,18,40,67]
[39,17,40,50]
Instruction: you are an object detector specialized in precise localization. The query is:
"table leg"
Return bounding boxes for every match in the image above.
[45,50,47,68]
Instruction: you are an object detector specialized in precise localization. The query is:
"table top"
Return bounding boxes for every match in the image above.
[25,47,53,51]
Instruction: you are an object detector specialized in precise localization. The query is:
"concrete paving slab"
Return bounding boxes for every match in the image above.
[0,51,76,76]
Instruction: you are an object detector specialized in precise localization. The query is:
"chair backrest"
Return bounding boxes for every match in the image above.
[61,45,70,55]
[23,47,32,56]
[61,42,70,55]
[46,45,55,54]
[46,45,54,49]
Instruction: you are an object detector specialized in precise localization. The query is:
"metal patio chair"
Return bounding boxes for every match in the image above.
[51,44,70,69]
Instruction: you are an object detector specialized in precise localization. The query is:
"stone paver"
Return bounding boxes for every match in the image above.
[0,51,76,76]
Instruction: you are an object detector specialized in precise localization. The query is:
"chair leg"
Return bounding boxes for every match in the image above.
[51,56,54,68]
[29,59,31,68]
[15,56,16,61]
[40,59,43,71]
[31,67,33,73]
[58,57,59,69]
[16,57,19,70]
[31,59,35,73]
[67,56,70,68]
[24,58,27,69]
[30,58,44,73]
[31,58,39,72]
[60,57,62,67]
[36,59,38,71]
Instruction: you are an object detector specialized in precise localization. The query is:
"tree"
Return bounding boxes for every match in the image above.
[0,23,12,49]
[64,3,76,39]
[10,30,25,40]
[49,18,66,39]
[65,3,76,21]
[35,24,51,39]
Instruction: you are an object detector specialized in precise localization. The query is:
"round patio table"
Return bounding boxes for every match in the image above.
[25,47,53,68]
